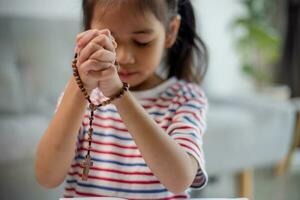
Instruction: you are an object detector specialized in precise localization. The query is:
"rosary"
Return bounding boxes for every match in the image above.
[71,53,129,181]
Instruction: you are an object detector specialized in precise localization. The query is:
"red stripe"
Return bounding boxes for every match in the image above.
[71,163,154,176]
[86,114,172,125]
[92,113,172,122]
[83,120,172,132]
[171,85,205,104]
[68,172,160,184]
[84,114,122,123]
[141,97,182,106]
[174,137,201,153]
[168,125,197,135]
[143,104,171,109]
[162,195,189,200]
[186,83,205,98]
[179,143,201,159]
[79,139,138,149]
[78,147,142,158]
[143,95,205,108]
[175,110,201,122]
[64,188,104,197]
[174,111,205,128]
[64,187,188,199]
[187,98,205,105]
[161,117,172,121]
[82,122,128,132]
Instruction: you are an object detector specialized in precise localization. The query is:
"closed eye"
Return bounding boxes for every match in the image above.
[134,41,152,47]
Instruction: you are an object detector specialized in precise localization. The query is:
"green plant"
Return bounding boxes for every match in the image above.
[232,0,281,86]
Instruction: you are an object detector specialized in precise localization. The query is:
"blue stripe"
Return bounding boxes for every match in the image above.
[148,109,176,116]
[183,116,198,127]
[66,179,168,193]
[149,111,165,116]
[76,155,147,167]
[181,104,203,110]
[92,109,176,116]
[165,91,175,97]
[96,108,118,113]
[83,130,132,141]
[171,132,200,140]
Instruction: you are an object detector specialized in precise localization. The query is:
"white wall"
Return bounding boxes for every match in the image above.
[0,0,81,19]
[193,0,252,97]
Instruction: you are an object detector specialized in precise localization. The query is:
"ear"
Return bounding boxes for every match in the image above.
[165,15,181,48]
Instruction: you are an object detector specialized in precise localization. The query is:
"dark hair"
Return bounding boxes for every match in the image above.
[82,0,208,84]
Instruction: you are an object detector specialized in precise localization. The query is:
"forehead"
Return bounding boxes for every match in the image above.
[91,2,163,35]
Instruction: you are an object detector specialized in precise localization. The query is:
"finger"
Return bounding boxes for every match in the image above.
[90,49,116,63]
[91,34,115,52]
[89,64,116,80]
[111,37,117,49]
[76,29,110,43]
[79,59,113,75]
[77,29,99,50]
[76,30,90,42]
[77,42,102,65]
[77,29,112,49]
[78,43,115,65]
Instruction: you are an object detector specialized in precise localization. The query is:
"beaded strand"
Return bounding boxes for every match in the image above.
[71,53,129,181]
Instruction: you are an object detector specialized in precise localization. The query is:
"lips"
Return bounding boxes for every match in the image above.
[118,71,137,79]
[119,71,135,76]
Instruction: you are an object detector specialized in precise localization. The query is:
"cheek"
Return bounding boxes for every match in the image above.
[137,41,165,67]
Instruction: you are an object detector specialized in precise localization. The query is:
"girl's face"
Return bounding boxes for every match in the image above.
[90,3,178,91]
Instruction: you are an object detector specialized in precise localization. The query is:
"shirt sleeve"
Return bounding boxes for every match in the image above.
[166,91,208,190]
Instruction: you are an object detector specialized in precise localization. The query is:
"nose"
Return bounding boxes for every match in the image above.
[116,45,135,65]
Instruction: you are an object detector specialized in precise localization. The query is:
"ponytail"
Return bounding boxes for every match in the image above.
[166,0,208,83]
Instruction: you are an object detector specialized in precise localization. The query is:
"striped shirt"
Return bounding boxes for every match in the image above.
[60,77,208,199]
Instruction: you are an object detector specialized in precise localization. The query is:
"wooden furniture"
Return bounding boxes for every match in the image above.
[275,100,300,176]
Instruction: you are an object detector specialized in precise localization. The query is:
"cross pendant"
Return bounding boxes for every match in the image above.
[81,155,93,181]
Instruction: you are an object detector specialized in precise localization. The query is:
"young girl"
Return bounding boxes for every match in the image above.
[35,0,208,199]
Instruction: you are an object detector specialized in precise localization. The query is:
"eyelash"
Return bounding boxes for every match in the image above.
[134,41,151,47]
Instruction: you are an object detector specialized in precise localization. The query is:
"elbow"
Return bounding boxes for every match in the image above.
[35,162,63,189]
[168,187,187,195]
[164,173,194,194]
[35,170,62,189]
[166,181,192,194]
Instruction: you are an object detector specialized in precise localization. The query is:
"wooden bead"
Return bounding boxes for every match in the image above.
[78,83,84,88]
[89,103,97,111]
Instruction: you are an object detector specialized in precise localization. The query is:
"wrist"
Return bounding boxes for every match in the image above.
[112,89,130,107]
[69,76,89,101]
[106,81,124,98]
[109,82,130,105]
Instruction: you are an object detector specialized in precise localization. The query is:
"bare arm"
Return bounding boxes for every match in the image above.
[113,91,198,194]
[35,76,88,188]
[35,29,119,189]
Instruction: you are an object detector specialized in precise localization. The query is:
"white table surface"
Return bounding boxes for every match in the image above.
[60,198,248,200]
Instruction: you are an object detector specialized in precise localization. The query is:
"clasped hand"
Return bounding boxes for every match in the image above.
[75,29,123,98]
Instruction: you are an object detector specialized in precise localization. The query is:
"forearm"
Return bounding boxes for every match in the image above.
[113,91,198,194]
[35,76,88,188]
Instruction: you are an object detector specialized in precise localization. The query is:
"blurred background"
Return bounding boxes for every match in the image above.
[0,0,299,199]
